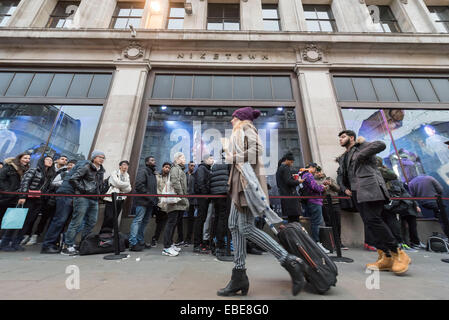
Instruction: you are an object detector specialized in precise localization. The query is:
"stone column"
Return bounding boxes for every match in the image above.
[331,0,378,32]
[72,0,117,29]
[278,0,306,31]
[390,0,439,33]
[183,0,208,29]
[144,0,169,29]
[240,0,263,31]
[8,0,57,28]
[93,63,150,175]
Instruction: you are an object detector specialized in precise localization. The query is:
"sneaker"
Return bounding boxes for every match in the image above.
[41,246,60,254]
[13,244,26,251]
[171,244,181,252]
[184,241,191,247]
[400,243,418,253]
[411,242,426,250]
[317,242,330,254]
[144,242,152,249]
[26,235,38,246]
[20,235,30,246]
[175,241,184,246]
[364,243,377,251]
[61,246,79,256]
[151,238,157,248]
[162,247,179,257]
[200,244,210,254]
[130,244,144,252]
[340,244,349,250]
[193,246,201,253]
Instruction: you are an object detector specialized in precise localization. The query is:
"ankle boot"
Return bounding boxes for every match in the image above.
[391,248,410,275]
[366,250,393,271]
[281,254,306,296]
[217,268,249,296]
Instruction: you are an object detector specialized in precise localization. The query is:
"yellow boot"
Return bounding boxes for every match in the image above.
[366,250,393,271]
[391,249,410,275]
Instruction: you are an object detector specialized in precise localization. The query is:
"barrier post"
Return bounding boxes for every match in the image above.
[326,194,353,263]
[104,192,128,260]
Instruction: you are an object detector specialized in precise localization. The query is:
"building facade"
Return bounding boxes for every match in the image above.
[0,0,448,245]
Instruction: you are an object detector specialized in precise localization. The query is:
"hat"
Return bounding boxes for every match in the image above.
[232,107,261,122]
[306,162,318,169]
[91,150,105,160]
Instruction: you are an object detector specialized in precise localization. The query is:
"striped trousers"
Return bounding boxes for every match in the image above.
[229,202,288,270]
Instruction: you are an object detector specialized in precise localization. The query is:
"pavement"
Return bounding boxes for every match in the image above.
[0,244,448,300]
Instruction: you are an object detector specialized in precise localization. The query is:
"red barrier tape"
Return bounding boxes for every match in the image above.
[0,191,448,201]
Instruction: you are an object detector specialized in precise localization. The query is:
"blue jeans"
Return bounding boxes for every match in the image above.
[64,197,98,247]
[129,206,153,246]
[305,202,324,242]
[42,197,73,249]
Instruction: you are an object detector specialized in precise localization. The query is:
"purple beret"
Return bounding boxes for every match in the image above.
[232,107,261,122]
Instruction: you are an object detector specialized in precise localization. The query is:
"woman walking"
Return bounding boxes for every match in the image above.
[217,107,306,297]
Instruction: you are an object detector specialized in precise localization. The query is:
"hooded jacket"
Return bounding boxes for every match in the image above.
[0,155,30,204]
[19,157,56,199]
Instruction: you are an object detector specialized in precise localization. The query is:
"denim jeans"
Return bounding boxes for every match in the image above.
[42,197,73,249]
[129,205,153,246]
[305,202,324,242]
[64,197,98,247]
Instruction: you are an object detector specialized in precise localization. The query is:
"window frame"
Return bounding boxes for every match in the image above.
[427,6,449,33]
[303,4,338,32]
[370,5,401,33]
[262,4,281,32]
[0,0,20,27]
[46,0,81,29]
[167,2,185,30]
[109,1,145,29]
[207,3,240,31]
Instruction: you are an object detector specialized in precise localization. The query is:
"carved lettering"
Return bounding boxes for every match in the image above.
[177,53,184,59]
[200,53,206,59]
[213,54,219,60]
[262,55,269,60]
[248,54,256,59]
[237,54,243,60]
[225,54,231,59]
[175,52,270,61]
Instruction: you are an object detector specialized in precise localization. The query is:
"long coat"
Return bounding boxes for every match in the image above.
[337,137,390,204]
[276,164,300,216]
[166,163,189,213]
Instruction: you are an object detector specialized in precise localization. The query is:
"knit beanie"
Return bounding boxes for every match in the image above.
[232,107,261,122]
[91,150,105,160]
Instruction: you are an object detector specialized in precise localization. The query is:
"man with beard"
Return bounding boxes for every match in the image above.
[337,130,411,275]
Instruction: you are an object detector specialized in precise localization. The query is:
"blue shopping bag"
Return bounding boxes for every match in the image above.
[1,206,28,229]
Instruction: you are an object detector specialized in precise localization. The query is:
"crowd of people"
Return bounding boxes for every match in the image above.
[1,106,449,295]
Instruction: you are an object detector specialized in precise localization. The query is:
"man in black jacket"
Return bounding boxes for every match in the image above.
[193,154,213,253]
[276,152,301,223]
[62,151,106,256]
[337,130,410,275]
[210,156,232,261]
[129,156,158,251]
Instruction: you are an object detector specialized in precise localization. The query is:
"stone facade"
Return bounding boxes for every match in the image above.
[0,0,448,245]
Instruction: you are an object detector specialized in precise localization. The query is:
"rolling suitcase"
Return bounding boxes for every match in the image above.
[319,226,336,254]
[267,221,338,294]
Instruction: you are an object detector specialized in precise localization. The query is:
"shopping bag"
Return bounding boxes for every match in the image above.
[1,206,28,229]
[160,173,181,205]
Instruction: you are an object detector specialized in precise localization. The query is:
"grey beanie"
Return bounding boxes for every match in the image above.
[91,150,105,160]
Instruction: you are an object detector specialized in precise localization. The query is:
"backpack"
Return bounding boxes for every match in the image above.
[427,232,449,253]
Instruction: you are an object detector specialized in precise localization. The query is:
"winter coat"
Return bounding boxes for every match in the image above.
[210,163,230,195]
[194,162,212,194]
[104,169,132,202]
[228,121,269,213]
[276,164,300,216]
[337,137,389,204]
[134,165,158,207]
[69,161,105,195]
[408,175,443,198]
[302,171,325,206]
[384,179,419,217]
[0,157,29,205]
[19,158,56,199]
[166,163,189,213]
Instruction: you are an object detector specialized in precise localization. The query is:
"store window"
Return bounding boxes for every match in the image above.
[110,1,144,29]
[0,104,102,165]
[0,0,20,27]
[207,3,240,31]
[46,0,80,28]
[167,3,185,30]
[368,5,401,33]
[303,5,337,32]
[262,4,280,31]
[428,6,449,33]
[139,106,303,217]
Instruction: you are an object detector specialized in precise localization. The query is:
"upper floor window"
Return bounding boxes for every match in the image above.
[0,0,20,27]
[303,5,337,32]
[207,3,240,31]
[262,4,280,31]
[428,6,449,33]
[167,3,185,30]
[110,1,144,29]
[370,5,401,33]
[46,1,80,28]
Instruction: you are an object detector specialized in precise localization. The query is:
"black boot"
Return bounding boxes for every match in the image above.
[281,254,306,296]
[217,268,249,296]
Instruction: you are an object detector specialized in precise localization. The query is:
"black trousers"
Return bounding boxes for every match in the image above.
[194,198,210,247]
[322,201,342,245]
[352,192,376,246]
[163,210,184,248]
[212,196,230,249]
[401,215,420,245]
[419,200,449,238]
[184,204,196,243]
[153,209,168,241]
[100,200,124,234]
[19,198,41,238]
[358,200,399,254]
[381,211,403,244]
[175,210,184,243]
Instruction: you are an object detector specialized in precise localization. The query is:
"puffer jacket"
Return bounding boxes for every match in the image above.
[0,157,29,204]
[19,158,56,199]
[166,163,189,213]
[210,163,230,195]
[194,162,212,194]
[69,161,105,195]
